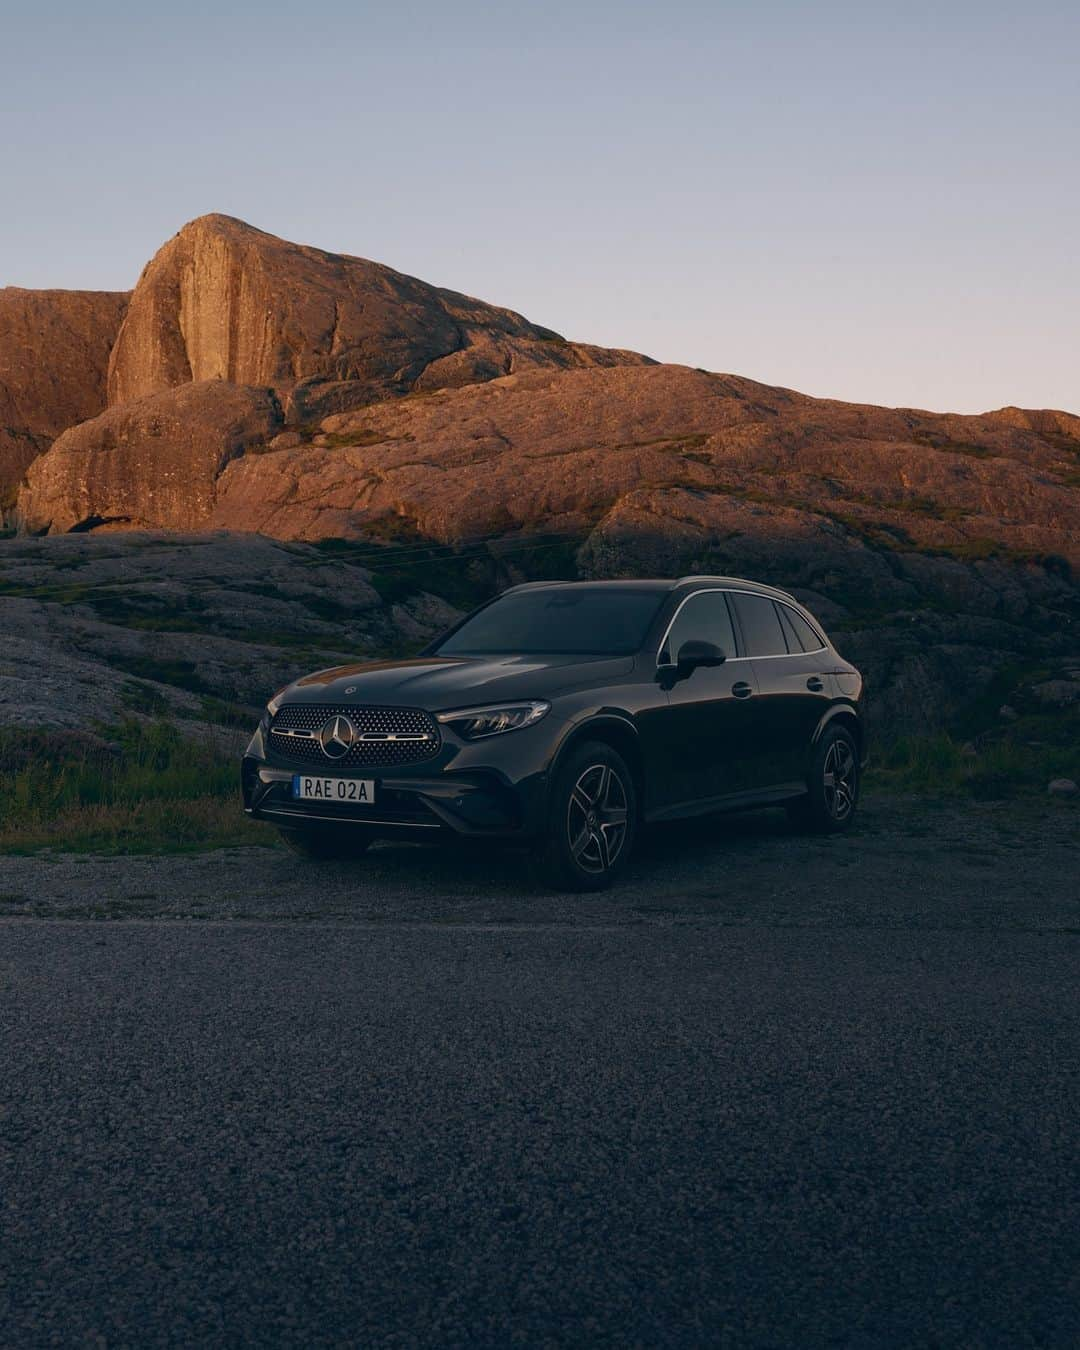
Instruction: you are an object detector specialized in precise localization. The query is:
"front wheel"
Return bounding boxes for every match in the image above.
[788,724,860,833]
[534,741,637,891]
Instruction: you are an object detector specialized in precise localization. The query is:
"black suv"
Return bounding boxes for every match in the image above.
[242,577,864,890]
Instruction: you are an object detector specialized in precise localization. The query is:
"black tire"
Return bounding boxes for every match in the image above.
[278,827,374,860]
[788,724,860,833]
[534,741,637,892]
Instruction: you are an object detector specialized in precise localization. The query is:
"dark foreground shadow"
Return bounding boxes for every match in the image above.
[340,803,826,898]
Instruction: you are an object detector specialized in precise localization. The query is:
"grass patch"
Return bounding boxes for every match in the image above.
[199,696,261,730]
[119,656,219,697]
[120,679,174,716]
[88,590,212,631]
[0,721,274,855]
[872,726,1078,800]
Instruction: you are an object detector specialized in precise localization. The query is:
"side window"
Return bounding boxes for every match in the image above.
[732,593,787,657]
[661,591,737,664]
[777,604,806,653]
[780,603,825,653]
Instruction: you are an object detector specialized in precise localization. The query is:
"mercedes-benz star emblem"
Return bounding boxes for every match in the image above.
[318,714,356,759]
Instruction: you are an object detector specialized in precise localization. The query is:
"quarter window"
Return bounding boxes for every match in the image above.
[731,593,788,657]
[777,605,805,653]
[660,591,737,664]
[778,603,825,653]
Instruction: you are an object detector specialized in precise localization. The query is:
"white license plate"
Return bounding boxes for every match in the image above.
[292,775,376,804]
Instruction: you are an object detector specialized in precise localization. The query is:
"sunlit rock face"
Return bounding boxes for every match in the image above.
[201,362,1080,565]
[105,213,650,415]
[0,287,128,497]
[19,382,283,534]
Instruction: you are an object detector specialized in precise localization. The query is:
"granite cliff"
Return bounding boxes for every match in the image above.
[0,287,128,503]
[5,215,1079,739]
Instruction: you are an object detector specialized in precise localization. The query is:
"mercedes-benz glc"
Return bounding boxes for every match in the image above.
[242,577,865,890]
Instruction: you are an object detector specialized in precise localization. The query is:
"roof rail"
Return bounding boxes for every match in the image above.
[676,574,799,603]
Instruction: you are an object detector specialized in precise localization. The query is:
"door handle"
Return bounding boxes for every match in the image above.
[732,681,754,698]
[806,676,824,692]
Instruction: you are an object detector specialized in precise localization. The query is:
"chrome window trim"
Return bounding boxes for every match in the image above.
[774,600,828,655]
[656,588,826,667]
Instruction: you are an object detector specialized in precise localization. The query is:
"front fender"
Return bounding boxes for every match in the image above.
[544,710,644,809]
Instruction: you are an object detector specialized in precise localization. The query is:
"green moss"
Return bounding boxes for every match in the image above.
[911,430,996,459]
[826,511,917,549]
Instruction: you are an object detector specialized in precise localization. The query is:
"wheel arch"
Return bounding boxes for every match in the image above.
[548,714,645,817]
[811,703,862,755]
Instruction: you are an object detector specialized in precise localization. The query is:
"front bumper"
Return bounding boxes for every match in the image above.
[242,719,554,841]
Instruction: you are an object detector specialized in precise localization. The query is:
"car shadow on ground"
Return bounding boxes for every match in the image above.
[346,803,836,898]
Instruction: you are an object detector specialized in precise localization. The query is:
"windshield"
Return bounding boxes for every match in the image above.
[434,587,665,657]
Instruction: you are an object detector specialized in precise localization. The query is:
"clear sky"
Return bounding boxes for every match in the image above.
[2,0,1077,414]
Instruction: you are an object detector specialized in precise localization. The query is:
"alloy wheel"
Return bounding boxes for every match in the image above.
[822,738,857,821]
[567,763,630,874]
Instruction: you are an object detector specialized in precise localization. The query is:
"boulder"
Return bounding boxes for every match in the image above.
[18,382,282,534]
[1047,778,1078,797]
[0,287,128,499]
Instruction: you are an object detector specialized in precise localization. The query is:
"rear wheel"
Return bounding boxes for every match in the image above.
[534,741,636,891]
[788,724,860,833]
[278,827,374,860]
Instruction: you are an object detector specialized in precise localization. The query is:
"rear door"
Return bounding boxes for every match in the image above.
[729,591,832,789]
[650,589,759,813]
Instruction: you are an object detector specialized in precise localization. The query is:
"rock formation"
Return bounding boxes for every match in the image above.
[197,364,1080,568]
[20,382,282,533]
[6,213,1079,739]
[0,287,128,501]
[106,214,650,418]
[0,531,461,732]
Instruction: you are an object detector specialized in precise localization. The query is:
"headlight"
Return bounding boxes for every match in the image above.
[266,685,290,718]
[435,700,550,741]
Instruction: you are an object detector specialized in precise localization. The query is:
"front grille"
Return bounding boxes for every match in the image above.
[269,704,441,768]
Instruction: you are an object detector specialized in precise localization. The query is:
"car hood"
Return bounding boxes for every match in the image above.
[278,654,635,713]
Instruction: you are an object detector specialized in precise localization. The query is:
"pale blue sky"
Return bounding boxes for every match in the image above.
[2,0,1077,413]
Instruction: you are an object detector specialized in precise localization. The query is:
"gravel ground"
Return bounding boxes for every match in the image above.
[0,792,1077,930]
[1,794,1078,1348]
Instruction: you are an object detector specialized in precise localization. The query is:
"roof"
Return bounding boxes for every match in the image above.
[503,575,799,603]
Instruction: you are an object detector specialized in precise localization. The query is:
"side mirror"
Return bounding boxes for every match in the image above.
[676,639,727,677]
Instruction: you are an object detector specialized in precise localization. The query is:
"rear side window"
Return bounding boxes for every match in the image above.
[731,593,787,657]
[778,603,825,653]
[661,591,737,663]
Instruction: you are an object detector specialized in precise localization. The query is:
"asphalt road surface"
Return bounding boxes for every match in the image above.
[1,795,1078,1347]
